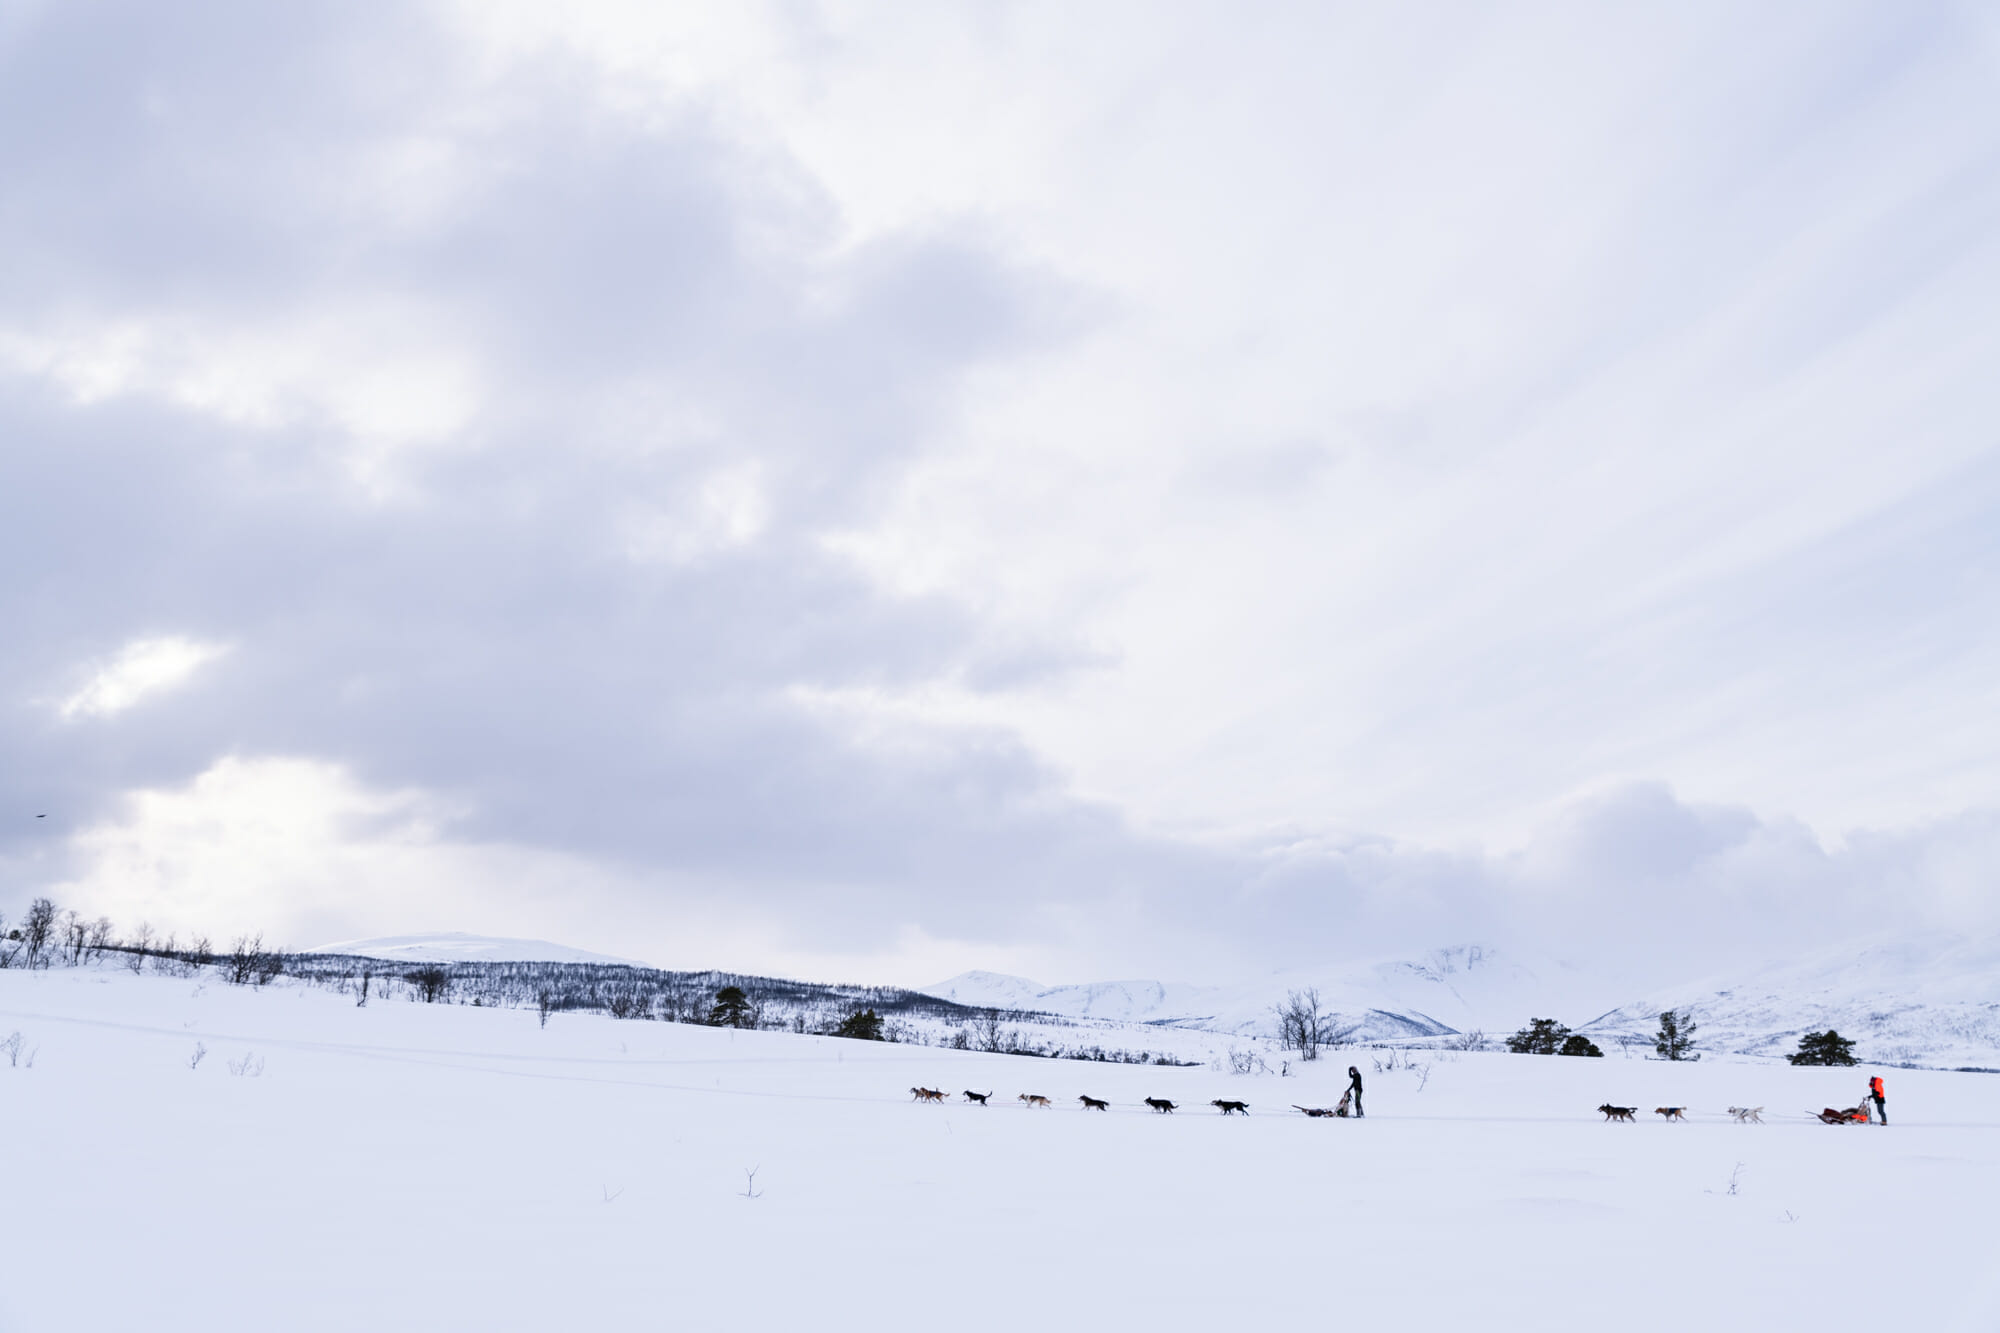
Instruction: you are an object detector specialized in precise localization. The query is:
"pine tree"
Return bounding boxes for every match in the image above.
[1654,1009,1699,1061]
[833,1008,885,1041]
[1787,1029,1858,1066]
[708,985,754,1028]
[1558,1033,1604,1057]
[1506,1017,1571,1055]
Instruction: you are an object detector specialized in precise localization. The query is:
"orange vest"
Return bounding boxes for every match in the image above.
[1870,1077,1884,1098]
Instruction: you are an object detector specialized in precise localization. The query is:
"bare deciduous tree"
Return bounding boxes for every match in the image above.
[20,898,58,969]
[225,935,264,985]
[128,922,155,973]
[59,910,89,966]
[1274,988,1329,1061]
[86,917,114,962]
[408,966,451,1003]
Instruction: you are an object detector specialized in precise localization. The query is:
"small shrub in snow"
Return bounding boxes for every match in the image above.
[2,1032,24,1067]
[188,1042,208,1071]
[227,1052,265,1077]
[1224,1047,1269,1076]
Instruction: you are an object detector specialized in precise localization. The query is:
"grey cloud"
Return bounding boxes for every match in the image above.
[0,0,1151,959]
[6,2,1997,983]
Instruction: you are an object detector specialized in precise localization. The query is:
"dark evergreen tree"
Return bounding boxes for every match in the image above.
[1654,1009,1699,1061]
[1787,1029,1858,1066]
[1506,1018,1571,1055]
[833,1007,885,1041]
[708,985,754,1028]
[1558,1033,1604,1057]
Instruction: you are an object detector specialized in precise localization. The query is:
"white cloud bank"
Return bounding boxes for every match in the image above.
[58,636,230,720]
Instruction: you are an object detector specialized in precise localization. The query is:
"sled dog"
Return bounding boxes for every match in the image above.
[962,1090,991,1105]
[1018,1093,1052,1108]
[1211,1099,1250,1115]
[911,1087,947,1103]
[1598,1104,1637,1121]
[1078,1095,1110,1111]
[1654,1106,1687,1121]
[1727,1106,1764,1124]
[1144,1098,1178,1113]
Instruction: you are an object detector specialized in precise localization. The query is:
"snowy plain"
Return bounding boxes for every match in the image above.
[4,963,1998,1333]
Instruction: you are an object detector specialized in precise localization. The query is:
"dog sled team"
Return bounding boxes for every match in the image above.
[909,1067,1368,1119]
[1598,1075,1887,1126]
[908,1087,1239,1114]
[920,1069,1893,1127]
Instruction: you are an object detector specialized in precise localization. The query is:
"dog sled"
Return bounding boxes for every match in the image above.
[1815,1104,1871,1125]
[1294,1090,1354,1119]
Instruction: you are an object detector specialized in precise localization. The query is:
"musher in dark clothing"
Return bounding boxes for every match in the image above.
[1346,1065,1364,1118]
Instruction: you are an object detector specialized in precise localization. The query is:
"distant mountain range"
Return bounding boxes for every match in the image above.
[302,929,1999,1069]
[1579,929,2000,1070]
[923,945,1603,1044]
[923,931,2000,1069]
[308,932,649,968]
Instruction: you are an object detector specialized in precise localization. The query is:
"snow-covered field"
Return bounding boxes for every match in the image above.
[5,964,1998,1332]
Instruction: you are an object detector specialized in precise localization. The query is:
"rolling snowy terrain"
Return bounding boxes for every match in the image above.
[5,960,1999,1332]
[927,932,2000,1068]
[925,944,1605,1040]
[1581,929,2000,1069]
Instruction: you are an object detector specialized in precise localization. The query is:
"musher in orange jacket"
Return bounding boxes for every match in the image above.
[1868,1075,1886,1126]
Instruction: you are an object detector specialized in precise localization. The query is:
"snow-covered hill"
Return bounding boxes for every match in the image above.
[930,934,2000,1069]
[927,945,1611,1043]
[1582,928,2000,1069]
[308,932,648,967]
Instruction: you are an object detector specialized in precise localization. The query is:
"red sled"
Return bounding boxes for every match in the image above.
[1815,1105,1869,1124]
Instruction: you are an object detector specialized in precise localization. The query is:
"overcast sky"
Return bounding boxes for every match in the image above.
[5,1,1999,988]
